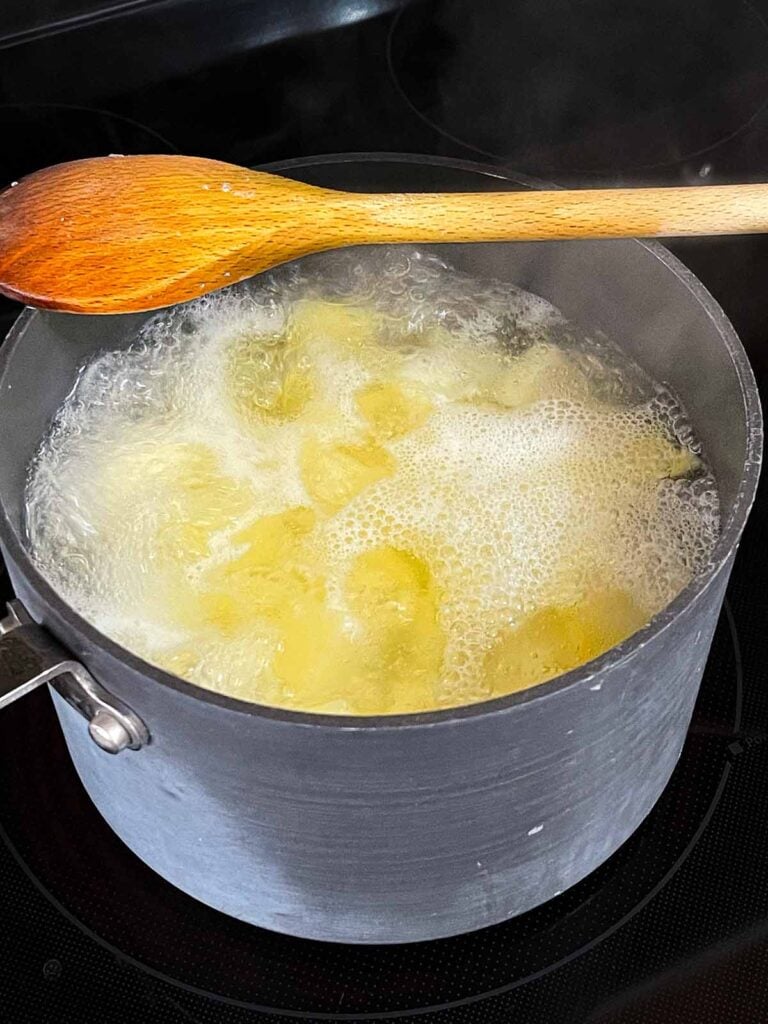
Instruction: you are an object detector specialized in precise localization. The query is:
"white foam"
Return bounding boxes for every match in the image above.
[24,246,720,712]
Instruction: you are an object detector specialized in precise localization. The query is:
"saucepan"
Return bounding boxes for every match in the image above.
[0,153,761,942]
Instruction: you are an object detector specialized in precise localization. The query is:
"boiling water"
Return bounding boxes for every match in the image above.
[24,247,720,714]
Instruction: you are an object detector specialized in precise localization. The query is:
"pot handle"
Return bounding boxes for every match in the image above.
[0,600,149,754]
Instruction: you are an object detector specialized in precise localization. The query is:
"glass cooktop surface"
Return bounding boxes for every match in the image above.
[1,1,768,1021]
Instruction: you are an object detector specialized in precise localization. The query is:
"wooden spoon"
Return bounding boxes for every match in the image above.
[2,154,768,314]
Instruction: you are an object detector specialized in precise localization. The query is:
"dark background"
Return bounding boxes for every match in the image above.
[1,1,768,1021]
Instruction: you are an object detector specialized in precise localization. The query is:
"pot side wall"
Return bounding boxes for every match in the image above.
[4,546,733,943]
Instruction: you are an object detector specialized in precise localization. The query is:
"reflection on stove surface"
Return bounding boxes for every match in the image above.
[389,0,768,181]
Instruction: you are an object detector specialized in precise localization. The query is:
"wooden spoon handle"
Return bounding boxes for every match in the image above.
[352,183,768,244]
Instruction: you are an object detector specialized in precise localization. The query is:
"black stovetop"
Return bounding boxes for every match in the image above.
[1,2,768,1021]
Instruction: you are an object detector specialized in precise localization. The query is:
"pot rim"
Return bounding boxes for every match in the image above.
[0,151,762,729]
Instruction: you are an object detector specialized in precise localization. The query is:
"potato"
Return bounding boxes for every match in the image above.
[397,327,501,402]
[289,299,380,353]
[198,506,319,632]
[300,436,395,513]
[484,587,647,694]
[225,332,313,425]
[344,546,445,713]
[101,441,253,565]
[269,545,447,714]
[490,343,592,409]
[355,380,432,440]
[272,595,356,710]
[618,431,700,482]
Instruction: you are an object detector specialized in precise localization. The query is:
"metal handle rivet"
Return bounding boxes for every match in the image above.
[88,709,132,754]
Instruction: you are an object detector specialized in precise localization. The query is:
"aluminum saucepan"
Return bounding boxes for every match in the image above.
[0,154,761,942]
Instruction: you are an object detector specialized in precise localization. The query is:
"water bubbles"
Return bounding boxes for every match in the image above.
[23,245,719,713]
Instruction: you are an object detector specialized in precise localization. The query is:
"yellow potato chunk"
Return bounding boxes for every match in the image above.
[196,506,319,633]
[263,546,445,714]
[272,595,356,710]
[490,344,592,409]
[226,332,313,425]
[157,644,200,680]
[620,431,700,482]
[101,441,253,566]
[156,627,284,704]
[398,327,502,402]
[345,546,445,712]
[99,444,256,634]
[553,424,700,510]
[355,380,432,440]
[289,299,379,353]
[484,588,648,694]
[231,504,316,553]
[156,446,255,563]
[401,339,592,412]
[300,436,395,513]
